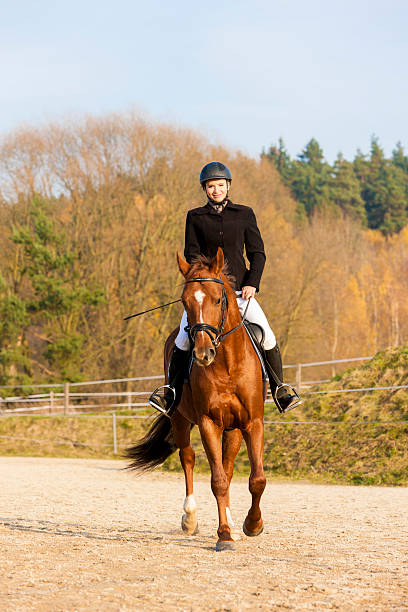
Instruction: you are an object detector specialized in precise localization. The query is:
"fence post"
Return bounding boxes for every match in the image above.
[296,363,302,392]
[127,391,131,410]
[49,390,54,415]
[64,382,69,414]
[112,411,117,455]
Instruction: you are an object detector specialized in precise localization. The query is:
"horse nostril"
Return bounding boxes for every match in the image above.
[207,347,216,361]
[192,348,197,360]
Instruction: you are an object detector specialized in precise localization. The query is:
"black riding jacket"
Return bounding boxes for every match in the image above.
[184,201,266,291]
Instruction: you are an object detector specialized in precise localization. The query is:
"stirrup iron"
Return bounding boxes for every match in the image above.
[148,384,176,418]
[274,383,302,414]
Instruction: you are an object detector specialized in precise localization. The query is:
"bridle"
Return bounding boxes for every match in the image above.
[184,275,250,350]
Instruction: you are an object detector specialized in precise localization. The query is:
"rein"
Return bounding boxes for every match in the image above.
[184,276,250,349]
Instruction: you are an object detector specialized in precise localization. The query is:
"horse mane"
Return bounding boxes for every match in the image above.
[187,254,236,289]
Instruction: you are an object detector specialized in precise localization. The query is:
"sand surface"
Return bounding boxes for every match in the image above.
[1,457,407,610]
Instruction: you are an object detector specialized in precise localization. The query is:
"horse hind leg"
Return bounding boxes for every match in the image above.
[172,411,199,536]
[181,489,199,535]
[180,445,199,535]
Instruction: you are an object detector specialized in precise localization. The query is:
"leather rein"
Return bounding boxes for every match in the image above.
[184,276,250,350]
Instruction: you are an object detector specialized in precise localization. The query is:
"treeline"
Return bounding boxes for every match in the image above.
[0,113,407,386]
[264,137,408,234]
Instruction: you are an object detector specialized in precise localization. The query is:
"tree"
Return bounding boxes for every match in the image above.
[392,142,408,175]
[0,277,31,384]
[1,114,408,382]
[289,139,333,216]
[359,138,407,234]
[263,138,293,183]
[329,155,366,224]
[11,196,105,380]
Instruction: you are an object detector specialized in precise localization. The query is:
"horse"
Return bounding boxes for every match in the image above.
[126,247,266,552]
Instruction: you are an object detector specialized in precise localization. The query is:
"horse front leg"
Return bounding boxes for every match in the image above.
[199,417,235,552]
[242,418,266,537]
[171,411,198,536]
[222,428,242,532]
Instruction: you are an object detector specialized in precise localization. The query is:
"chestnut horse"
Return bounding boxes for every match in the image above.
[126,247,266,551]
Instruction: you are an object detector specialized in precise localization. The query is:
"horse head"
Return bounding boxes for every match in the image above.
[177,247,232,367]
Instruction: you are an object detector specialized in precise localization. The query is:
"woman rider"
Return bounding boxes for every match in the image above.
[150,162,302,415]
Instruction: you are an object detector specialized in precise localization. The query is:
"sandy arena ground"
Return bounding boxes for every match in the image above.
[0,457,407,611]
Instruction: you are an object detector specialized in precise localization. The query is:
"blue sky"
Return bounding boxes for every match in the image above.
[1,0,407,162]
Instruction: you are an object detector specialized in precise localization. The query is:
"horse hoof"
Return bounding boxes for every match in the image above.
[181,515,199,535]
[216,540,236,552]
[243,521,264,537]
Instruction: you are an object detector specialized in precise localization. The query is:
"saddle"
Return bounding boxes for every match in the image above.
[150,320,299,416]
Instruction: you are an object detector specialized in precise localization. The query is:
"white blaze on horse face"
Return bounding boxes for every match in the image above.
[194,289,206,323]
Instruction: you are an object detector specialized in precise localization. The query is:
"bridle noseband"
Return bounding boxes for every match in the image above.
[184,276,250,350]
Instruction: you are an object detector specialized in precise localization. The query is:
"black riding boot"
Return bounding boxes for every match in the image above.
[148,347,190,416]
[264,345,302,413]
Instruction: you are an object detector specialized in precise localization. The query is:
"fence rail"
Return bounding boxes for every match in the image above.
[1,349,406,457]
[0,356,374,391]
[0,354,405,418]
[2,381,408,416]
[1,412,407,456]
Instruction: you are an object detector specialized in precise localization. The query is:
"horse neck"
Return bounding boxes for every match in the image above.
[212,279,250,376]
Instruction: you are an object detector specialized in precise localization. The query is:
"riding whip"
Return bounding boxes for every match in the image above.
[123,299,182,321]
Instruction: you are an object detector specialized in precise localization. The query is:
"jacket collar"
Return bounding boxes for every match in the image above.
[195,200,240,215]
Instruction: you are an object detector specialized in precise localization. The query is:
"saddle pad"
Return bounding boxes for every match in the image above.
[243,321,268,382]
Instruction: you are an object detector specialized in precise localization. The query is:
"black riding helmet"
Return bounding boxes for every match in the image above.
[199,162,232,188]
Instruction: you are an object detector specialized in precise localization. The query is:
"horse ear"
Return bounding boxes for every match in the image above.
[177,252,191,277]
[211,247,224,274]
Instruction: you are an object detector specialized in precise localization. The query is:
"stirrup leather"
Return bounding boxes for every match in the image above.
[274,383,302,414]
[148,384,176,417]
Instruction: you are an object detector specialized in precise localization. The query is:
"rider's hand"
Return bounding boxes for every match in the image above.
[241,286,256,300]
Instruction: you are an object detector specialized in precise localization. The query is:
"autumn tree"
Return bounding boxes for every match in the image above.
[0,114,407,384]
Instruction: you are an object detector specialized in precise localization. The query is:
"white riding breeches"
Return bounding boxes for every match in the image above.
[174,292,276,351]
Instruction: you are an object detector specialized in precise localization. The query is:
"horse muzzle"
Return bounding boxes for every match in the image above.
[192,346,216,367]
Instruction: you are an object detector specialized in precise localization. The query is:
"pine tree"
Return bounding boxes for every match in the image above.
[263,138,293,183]
[392,142,408,175]
[0,276,31,385]
[329,154,367,224]
[289,139,333,215]
[359,137,408,233]
[11,196,105,380]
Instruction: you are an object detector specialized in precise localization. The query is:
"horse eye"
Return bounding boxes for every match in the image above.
[215,298,221,305]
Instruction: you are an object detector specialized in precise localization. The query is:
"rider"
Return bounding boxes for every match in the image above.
[150,162,302,415]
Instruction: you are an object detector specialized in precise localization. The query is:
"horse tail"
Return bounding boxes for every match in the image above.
[124,414,177,471]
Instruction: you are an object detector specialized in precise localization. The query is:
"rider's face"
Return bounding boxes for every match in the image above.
[205,179,228,202]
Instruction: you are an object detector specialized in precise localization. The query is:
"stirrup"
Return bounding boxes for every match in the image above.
[273,383,302,414]
[148,384,176,418]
